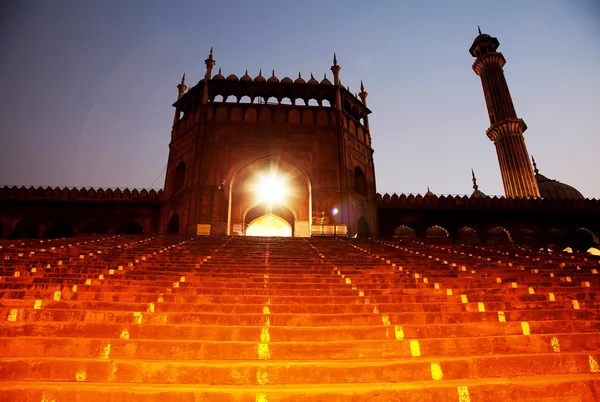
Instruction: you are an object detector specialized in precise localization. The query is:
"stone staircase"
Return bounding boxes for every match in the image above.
[1,235,599,401]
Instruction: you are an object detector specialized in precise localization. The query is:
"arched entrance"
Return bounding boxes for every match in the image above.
[244,203,294,237]
[228,156,311,237]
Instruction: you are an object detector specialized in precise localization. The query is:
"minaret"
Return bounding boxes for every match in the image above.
[470,30,540,198]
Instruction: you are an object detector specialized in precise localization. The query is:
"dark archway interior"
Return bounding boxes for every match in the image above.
[487,227,512,247]
[573,230,596,252]
[82,222,109,234]
[168,214,180,235]
[117,221,143,234]
[10,218,39,239]
[44,219,74,239]
[357,217,370,238]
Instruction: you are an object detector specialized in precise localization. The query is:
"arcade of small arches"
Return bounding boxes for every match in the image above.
[392,224,600,253]
[0,218,148,240]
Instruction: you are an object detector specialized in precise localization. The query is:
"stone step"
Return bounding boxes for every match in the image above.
[2,298,599,315]
[1,352,598,385]
[1,333,599,360]
[1,374,598,401]
[2,319,599,341]
[4,307,599,326]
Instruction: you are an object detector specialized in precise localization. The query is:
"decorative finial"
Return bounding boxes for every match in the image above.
[298,71,302,78]
[471,169,479,191]
[181,72,186,85]
[218,67,222,74]
[531,155,539,174]
[478,25,482,35]
[324,73,327,79]
[427,186,430,192]
[245,69,248,75]
[210,47,213,56]
[360,80,365,92]
[333,53,338,66]
[311,73,314,79]
[347,85,350,91]
[272,69,275,77]
[259,69,262,76]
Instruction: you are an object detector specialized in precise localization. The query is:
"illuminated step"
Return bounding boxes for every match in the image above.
[2,333,599,360]
[1,374,599,401]
[1,353,597,384]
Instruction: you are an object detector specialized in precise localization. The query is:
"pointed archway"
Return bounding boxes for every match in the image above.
[244,203,294,237]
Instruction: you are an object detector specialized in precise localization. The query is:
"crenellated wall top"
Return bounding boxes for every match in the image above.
[0,186,164,202]
[376,192,600,210]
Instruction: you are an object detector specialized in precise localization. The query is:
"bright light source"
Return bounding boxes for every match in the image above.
[256,173,288,205]
[332,208,339,216]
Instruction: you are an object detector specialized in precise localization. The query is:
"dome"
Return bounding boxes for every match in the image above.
[254,70,266,82]
[281,77,293,84]
[240,70,252,82]
[471,189,486,198]
[307,73,319,85]
[533,158,584,200]
[212,67,225,80]
[469,30,499,57]
[267,70,279,83]
[226,74,239,81]
[536,173,584,200]
[294,72,306,84]
[320,74,332,85]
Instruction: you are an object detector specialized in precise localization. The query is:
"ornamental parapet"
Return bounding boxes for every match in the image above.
[376,192,600,211]
[0,186,164,202]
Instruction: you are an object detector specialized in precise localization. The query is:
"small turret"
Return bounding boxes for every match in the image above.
[470,169,486,198]
[202,47,215,104]
[177,73,187,100]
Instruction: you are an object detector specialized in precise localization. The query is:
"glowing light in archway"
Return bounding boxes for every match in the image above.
[255,173,288,205]
[246,214,292,237]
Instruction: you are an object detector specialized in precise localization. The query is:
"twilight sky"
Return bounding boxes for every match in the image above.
[1,0,599,198]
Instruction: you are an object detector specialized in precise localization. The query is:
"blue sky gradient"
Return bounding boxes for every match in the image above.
[1,0,598,197]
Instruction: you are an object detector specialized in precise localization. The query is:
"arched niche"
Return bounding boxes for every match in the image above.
[456,226,481,245]
[487,226,513,247]
[394,225,416,238]
[354,166,367,197]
